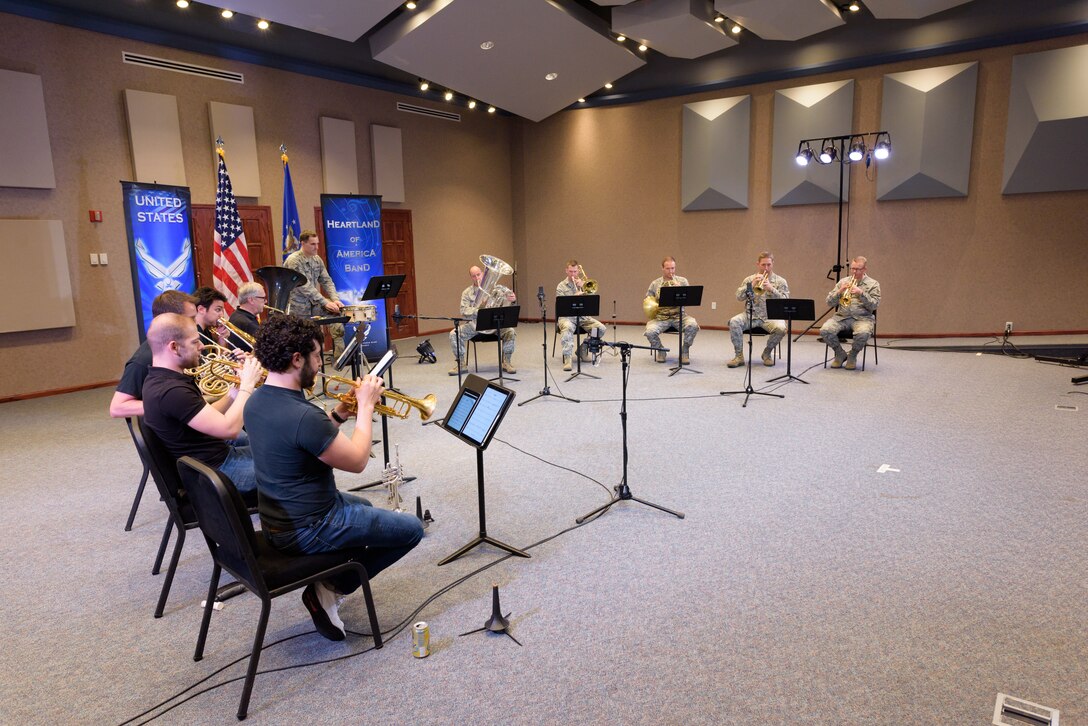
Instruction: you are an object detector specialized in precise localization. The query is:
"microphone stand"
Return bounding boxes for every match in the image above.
[720,285,784,408]
[576,340,684,523]
[519,291,578,406]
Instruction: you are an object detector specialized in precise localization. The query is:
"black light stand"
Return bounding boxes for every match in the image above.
[519,288,578,406]
[720,283,785,408]
[576,340,684,524]
[792,131,890,342]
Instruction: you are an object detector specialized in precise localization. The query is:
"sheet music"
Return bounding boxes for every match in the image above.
[462,387,506,445]
[446,390,478,433]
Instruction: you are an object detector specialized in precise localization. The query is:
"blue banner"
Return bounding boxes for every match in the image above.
[121,182,197,341]
[320,194,387,360]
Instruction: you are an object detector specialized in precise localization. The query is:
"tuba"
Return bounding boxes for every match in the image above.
[317,371,438,421]
[474,254,514,308]
[256,266,307,316]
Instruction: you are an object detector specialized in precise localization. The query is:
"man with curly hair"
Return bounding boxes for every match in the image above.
[245,315,423,641]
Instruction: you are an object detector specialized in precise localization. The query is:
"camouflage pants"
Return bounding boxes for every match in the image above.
[558,316,606,358]
[820,316,874,355]
[644,316,698,354]
[728,314,786,355]
[450,322,516,362]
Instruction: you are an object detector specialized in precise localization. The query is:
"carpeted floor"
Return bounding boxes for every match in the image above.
[1,325,1085,725]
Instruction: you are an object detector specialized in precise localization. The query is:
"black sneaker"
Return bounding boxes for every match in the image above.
[302,583,345,641]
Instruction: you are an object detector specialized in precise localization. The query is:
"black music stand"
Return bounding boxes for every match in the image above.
[519,289,578,407]
[438,375,529,565]
[556,294,601,382]
[658,285,703,376]
[477,305,521,384]
[576,340,684,524]
[766,298,814,385]
[720,285,784,408]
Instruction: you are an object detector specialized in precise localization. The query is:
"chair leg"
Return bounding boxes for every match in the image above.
[194,563,222,661]
[125,464,150,531]
[154,525,186,618]
[152,518,174,575]
[237,599,272,720]
[358,575,383,649]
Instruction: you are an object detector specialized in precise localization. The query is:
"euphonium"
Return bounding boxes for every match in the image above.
[577,264,599,295]
[218,316,256,350]
[317,372,437,421]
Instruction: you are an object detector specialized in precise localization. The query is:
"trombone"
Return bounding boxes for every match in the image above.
[315,371,437,421]
[218,316,255,351]
[577,264,598,294]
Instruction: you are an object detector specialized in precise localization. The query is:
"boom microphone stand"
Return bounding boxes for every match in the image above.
[576,340,684,524]
[519,287,578,406]
[720,283,784,408]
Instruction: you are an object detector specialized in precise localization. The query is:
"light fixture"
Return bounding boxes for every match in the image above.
[220,9,233,18]
[415,339,436,364]
[468,99,477,109]
[848,137,866,162]
[604,82,613,89]
[873,133,891,160]
[176,0,189,7]
[795,143,814,166]
[617,35,626,42]
[714,14,724,23]
[848,2,861,11]
[545,72,558,81]
[406,1,417,9]
[419,79,429,91]
[577,98,586,103]
[257,19,270,29]
[444,90,454,101]
[480,40,495,50]
[819,142,837,164]
[487,106,496,114]
[731,22,742,34]
[638,43,648,52]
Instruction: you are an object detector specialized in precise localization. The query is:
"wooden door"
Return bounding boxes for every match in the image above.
[191,205,276,289]
[313,206,419,339]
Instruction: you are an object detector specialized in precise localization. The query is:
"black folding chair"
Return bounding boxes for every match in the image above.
[123,417,151,531]
[176,457,383,721]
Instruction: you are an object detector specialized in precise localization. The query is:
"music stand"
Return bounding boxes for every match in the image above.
[438,375,529,565]
[658,285,703,376]
[477,305,521,384]
[766,298,814,385]
[556,294,601,382]
[720,286,784,408]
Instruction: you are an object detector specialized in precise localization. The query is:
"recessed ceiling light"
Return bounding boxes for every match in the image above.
[257,19,270,29]
[444,90,453,101]
[487,106,496,114]
[468,99,477,109]
[731,23,741,34]
[577,98,585,103]
[604,82,613,89]
[714,15,724,23]
[480,41,495,50]
[419,80,429,91]
[221,9,233,18]
[616,35,626,42]
[406,1,417,8]
[545,72,558,81]
[848,2,861,11]
[176,0,189,7]
[638,43,648,51]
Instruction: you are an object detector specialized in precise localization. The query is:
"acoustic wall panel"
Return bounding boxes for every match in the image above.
[320,117,359,194]
[878,62,977,201]
[1003,44,1088,195]
[371,124,405,204]
[0,70,56,189]
[0,219,75,333]
[681,95,750,210]
[123,89,186,186]
[208,102,261,197]
[771,80,854,206]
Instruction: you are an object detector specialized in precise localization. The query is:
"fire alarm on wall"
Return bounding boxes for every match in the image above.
[89,210,103,223]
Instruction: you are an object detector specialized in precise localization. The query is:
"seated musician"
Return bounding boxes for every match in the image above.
[556,259,605,371]
[284,230,345,359]
[727,251,790,368]
[246,314,423,641]
[226,281,266,349]
[448,264,518,376]
[193,286,230,347]
[644,256,699,363]
[820,256,881,370]
[108,290,197,418]
[141,313,262,492]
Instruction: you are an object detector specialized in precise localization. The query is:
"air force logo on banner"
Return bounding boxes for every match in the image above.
[135,238,192,292]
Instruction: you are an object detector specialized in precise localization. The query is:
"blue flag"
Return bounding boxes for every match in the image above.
[281,146,301,261]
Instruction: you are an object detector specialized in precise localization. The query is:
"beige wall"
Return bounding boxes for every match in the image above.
[0,13,514,399]
[511,34,1088,338]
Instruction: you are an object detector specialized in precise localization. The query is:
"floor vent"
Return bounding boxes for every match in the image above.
[993,693,1059,726]
[122,52,244,84]
[396,102,461,122]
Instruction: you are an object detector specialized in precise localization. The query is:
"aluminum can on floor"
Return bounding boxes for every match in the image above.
[412,621,430,658]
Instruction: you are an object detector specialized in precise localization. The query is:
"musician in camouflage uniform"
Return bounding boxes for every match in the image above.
[556,260,606,371]
[449,265,518,375]
[284,231,345,359]
[820,256,880,370]
[727,251,790,368]
[644,256,699,363]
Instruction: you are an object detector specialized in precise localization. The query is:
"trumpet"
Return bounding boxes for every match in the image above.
[218,316,255,350]
[753,271,770,294]
[577,264,599,295]
[839,279,855,307]
[316,371,437,421]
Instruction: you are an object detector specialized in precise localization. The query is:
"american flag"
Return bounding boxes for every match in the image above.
[212,143,254,312]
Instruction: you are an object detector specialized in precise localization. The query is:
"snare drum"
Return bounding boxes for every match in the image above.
[344,304,378,323]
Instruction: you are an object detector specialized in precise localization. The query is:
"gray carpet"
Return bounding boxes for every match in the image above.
[1,324,1085,725]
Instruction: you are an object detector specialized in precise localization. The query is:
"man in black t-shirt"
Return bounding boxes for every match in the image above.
[226,281,266,349]
[246,315,423,641]
[109,290,198,419]
[141,313,263,492]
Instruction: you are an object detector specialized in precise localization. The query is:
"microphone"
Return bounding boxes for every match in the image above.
[746,280,754,299]
[537,285,544,303]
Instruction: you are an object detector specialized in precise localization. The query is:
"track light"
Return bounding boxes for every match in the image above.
[795,143,814,167]
[819,143,837,164]
[848,138,866,162]
[873,133,891,160]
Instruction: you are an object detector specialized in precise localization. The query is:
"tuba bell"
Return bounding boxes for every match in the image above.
[256,266,307,316]
[474,254,514,308]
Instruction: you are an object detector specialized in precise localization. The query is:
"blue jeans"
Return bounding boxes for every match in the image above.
[219,444,256,493]
[266,492,423,593]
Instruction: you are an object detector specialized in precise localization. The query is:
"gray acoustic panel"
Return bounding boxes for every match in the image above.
[320,117,359,194]
[0,70,56,189]
[0,220,74,333]
[208,102,261,197]
[877,62,977,201]
[123,89,186,186]
[1003,43,1088,195]
[771,80,854,206]
[371,124,405,204]
[714,0,843,41]
[682,95,750,210]
[613,0,737,60]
